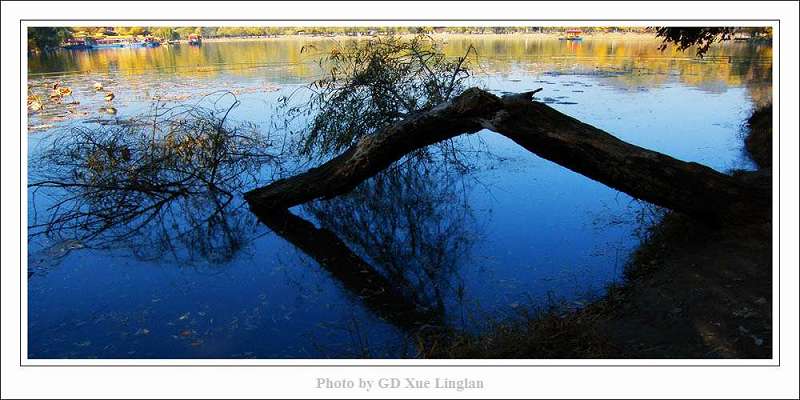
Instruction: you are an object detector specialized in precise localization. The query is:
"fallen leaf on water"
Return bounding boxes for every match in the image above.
[28,100,43,111]
[134,328,150,336]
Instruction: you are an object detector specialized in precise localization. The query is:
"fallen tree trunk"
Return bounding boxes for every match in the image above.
[246,88,769,223]
[246,88,500,211]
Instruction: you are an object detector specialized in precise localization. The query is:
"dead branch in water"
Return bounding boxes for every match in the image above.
[246,88,769,224]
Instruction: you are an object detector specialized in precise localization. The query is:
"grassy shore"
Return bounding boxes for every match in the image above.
[429,106,773,359]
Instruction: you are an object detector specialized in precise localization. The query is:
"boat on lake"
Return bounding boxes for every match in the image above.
[138,37,162,47]
[92,37,127,48]
[94,37,161,49]
[60,37,95,50]
[188,34,202,46]
[559,29,583,41]
[61,35,162,50]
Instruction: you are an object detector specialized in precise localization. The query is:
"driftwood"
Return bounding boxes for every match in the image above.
[246,88,768,223]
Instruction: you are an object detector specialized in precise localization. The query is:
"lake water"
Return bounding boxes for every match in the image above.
[26,35,771,358]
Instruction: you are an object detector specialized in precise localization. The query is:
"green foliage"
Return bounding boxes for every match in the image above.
[114,26,148,36]
[172,27,210,39]
[283,35,476,157]
[28,27,73,51]
[149,27,179,40]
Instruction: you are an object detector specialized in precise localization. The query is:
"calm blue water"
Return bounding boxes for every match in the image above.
[26,38,768,358]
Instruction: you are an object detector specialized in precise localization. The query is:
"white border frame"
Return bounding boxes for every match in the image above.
[3,2,798,398]
[17,17,782,368]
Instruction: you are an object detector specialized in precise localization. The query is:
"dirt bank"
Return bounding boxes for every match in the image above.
[432,106,773,359]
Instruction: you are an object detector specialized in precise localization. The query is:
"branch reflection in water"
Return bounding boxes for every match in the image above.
[28,90,487,353]
[254,153,484,350]
[28,93,279,268]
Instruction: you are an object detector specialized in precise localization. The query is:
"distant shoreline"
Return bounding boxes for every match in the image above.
[193,31,661,43]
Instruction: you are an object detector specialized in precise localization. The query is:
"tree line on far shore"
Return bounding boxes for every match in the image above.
[28,26,771,53]
[28,26,660,51]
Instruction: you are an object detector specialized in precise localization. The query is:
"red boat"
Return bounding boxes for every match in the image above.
[188,34,202,46]
[559,29,583,41]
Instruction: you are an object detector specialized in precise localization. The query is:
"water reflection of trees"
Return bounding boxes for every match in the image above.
[257,208,443,333]
[453,37,771,104]
[310,158,475,312]
[255,155,478,333]
[29,36,771,104]
[28,95,278,264]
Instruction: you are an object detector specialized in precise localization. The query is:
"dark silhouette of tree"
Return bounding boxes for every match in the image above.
[27,27,72,51]
[655,27,772,57]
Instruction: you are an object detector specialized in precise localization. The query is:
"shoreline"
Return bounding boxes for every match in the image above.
[188,31,662,44]
[38,31,765,53]
[433,105,773,359]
